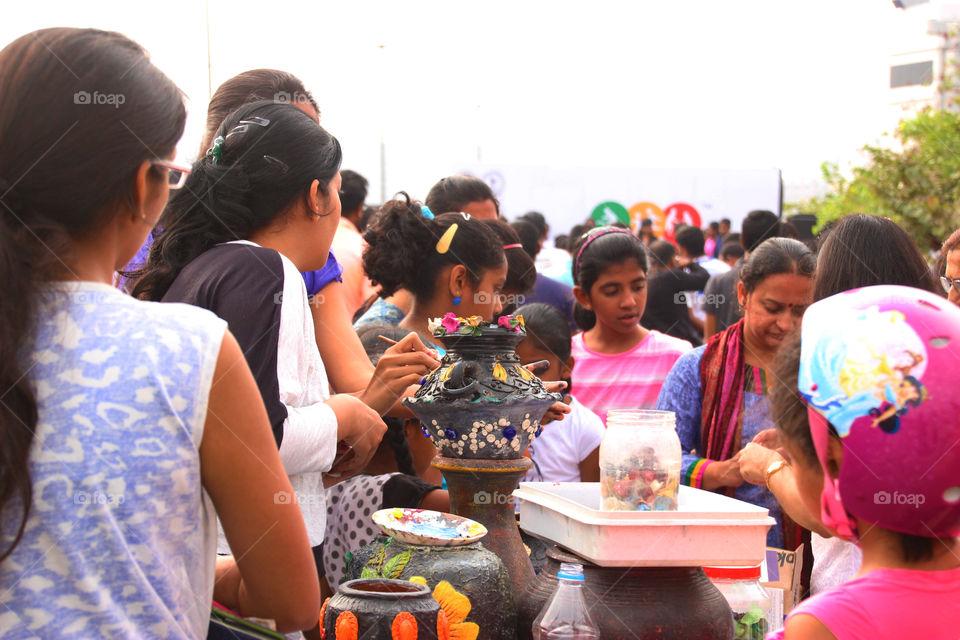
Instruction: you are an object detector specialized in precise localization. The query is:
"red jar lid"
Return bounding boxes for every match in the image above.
[703,565,761,580]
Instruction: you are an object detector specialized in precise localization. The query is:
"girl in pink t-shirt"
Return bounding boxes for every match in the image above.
[569,227,691,421]
[765,286,960,640]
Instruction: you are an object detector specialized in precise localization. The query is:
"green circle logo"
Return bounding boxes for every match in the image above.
[590,201,630,226]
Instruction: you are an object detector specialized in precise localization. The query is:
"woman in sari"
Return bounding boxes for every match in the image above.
[657,238,814,549]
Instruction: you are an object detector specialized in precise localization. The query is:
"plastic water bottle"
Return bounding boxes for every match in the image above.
[532,563,601,640]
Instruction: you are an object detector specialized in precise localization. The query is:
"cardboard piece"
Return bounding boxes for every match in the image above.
[761,545,804,616]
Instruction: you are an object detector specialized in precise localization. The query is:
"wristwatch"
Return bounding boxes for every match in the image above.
[764,458,787,489]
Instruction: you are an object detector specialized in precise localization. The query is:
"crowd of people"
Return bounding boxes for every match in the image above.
[0,27,958,640]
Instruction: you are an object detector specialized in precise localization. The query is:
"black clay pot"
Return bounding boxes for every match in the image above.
[344,535,515,640]
[404,321,560,460]
[517,546,734,640]
[323,578,440,640]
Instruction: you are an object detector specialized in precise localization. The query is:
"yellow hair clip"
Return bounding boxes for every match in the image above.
[435,223,458,254]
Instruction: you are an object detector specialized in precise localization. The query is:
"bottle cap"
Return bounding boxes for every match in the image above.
[556,562,585,581]
[702,565,762,580]
[605,409,676,430]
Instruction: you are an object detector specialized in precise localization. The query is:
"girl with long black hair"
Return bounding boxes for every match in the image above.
[0,28,319,636]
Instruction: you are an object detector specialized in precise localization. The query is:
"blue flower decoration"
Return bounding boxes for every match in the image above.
[534,426,543,438]
[444,428,457,441]
[421,426,431,438]
[503,426,517,440]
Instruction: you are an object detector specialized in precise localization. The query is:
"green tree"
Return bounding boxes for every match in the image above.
[798,108,960,252]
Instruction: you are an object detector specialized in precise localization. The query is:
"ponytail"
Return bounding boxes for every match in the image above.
[0,205,47,561]
[362,194,503,302]
[130,100,341,300]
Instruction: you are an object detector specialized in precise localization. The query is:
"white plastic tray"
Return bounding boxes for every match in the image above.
[515,482,774,567]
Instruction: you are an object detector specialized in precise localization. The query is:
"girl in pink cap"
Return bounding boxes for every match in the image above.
[768,285,960,639]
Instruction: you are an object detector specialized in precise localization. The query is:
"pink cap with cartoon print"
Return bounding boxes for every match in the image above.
[799,285,960,539]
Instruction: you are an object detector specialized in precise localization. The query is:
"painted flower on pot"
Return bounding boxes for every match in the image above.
[514,363,535,381]
[457,315,484,337]
[431,314,525,338]
[437,610,451,640]
[497,314,525,333]
[359,537,411,579]
[319,598,330,638]
[335,611,358,640]
[391,612,418,640]
[432,313,484,337]
[433,581,478,640]
[409,577,479,640]
[441,313,461,334]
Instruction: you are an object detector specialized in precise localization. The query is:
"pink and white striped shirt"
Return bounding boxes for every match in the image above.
[571,330,692,423]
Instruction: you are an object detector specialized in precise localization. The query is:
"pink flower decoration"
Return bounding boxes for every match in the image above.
[441,312,461,333]
[498,315,520,333]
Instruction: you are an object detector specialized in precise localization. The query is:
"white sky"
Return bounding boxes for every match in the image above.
[2,1,917,206]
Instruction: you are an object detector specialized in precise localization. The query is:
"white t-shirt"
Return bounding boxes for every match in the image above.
[811,533,863,595]
[687,255,731,323]
[163,240,337,549]
[523,396,605,482]
[233,242,337,548]
[536,242,575,287]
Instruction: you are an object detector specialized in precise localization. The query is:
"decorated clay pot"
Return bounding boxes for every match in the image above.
[322,578,441,640]
[517,546,734,640]
[343,535,514,640]
[403,314,560,460]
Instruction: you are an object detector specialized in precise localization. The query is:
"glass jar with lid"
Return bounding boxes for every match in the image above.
[599,409,681,511]
[703,565,772,640]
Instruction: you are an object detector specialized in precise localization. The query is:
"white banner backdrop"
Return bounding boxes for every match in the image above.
[459,165,782,241]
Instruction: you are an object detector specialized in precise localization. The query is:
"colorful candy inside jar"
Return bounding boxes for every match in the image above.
[600,446,680,511]
[599,410,681,511]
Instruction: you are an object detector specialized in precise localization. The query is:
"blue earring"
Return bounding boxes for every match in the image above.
[452,296,462,306]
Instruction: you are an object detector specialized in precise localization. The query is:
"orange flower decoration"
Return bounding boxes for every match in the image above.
[335,611,358,640]
[391,611,418,640]
[437,609,451,640]
[432,581,479,640]
[319,598,330,639]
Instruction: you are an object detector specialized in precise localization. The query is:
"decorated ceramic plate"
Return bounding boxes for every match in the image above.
[372,508,487,547]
